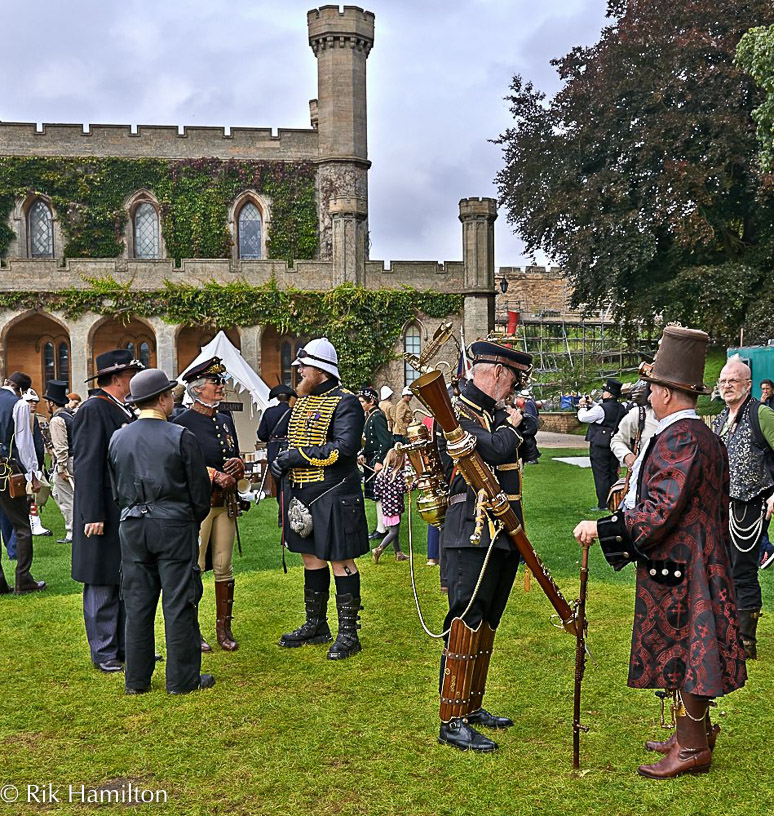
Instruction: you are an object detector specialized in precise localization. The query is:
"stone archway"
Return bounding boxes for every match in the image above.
[2,310,72,395]
[89,317,157,378]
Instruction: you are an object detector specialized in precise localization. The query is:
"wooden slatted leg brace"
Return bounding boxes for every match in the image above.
[437,618,498,752]
[466,622,514,730]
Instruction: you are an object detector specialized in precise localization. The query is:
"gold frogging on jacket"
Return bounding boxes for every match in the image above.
[287,393,342,484]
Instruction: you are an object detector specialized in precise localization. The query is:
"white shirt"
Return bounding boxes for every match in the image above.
[2,385,40,480]
[577,403,605,424]
[622,408,700,510]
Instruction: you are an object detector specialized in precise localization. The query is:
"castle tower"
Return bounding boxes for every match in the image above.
[308,6,374,277]
[459,197,497,341]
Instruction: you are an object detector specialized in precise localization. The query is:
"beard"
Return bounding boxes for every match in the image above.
[296,368,330,396]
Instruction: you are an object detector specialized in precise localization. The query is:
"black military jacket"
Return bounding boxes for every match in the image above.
[71,390,136,585]
[108,414,211,525]
[362,407,392,466]
[440,381,534,552]
[257,402,291,465]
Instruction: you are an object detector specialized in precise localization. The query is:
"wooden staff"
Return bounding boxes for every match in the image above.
[573,542,591,769]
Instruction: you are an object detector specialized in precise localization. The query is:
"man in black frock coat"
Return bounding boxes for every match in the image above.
[108,369,214,694]
[72,350,144,672]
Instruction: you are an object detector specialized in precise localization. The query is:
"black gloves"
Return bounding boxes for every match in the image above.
[270,448,304,480]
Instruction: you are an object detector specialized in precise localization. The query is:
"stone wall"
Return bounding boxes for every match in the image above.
[496,265,577,320]
[539,412,582,434]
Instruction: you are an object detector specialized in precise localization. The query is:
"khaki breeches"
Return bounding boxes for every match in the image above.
[198,506,236,582]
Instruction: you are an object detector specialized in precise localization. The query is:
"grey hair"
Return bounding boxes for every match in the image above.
[186,377,209,404]
[471,362,495,379]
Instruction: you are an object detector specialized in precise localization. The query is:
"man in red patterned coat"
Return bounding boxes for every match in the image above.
[574,326,746,779]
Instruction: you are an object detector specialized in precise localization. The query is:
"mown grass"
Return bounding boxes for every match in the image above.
[1,450,771,815]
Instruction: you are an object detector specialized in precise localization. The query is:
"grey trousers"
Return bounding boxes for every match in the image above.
[83,583,125,664]
[53,471,74,535]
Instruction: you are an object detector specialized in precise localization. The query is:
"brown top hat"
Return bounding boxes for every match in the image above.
[640,326,711,395]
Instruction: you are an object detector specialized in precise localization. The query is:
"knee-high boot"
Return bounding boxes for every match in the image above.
[466,622,513,730]
[215,580,238,651]
[739,608,761,660]
[438,618,497,752]
[326,593,362,660]
[638,691,712,778]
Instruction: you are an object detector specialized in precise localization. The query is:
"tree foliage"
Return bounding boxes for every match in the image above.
[737,24,774,172]
[494,0,774,339]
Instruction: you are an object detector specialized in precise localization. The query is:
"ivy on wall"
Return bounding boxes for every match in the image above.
[0,279,463,386]
[0,157,318,263]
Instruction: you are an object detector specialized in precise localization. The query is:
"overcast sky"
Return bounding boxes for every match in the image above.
[1,0,609,269]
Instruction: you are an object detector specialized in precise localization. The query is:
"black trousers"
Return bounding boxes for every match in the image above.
[120,517,203,693]
[589,446,619,509]
[729,498,764,611]
[443,546,521,638]
[0,482,34,587]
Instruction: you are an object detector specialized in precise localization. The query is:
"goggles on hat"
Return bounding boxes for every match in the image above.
[294,348,333,367]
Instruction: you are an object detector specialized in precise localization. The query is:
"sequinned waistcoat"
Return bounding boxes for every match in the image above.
[714,400,773,502]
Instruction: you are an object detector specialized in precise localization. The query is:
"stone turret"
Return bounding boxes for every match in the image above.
[459,197,497,341]
[308,6,374,274]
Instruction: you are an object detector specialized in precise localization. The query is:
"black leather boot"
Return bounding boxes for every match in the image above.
[278,590,333,647]
[327,593,362,660]
[739,608,761,660]
[438,718,498,752]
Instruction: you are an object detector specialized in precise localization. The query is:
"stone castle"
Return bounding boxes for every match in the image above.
[0,5,568,419]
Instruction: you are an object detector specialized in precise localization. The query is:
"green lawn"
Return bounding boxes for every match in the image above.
[1,451,771,815]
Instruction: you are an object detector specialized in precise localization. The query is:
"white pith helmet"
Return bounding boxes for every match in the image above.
[292,337,340,380]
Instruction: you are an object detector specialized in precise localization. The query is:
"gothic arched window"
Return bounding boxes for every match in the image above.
[28,200,54,258]
[238,202,262,260]
[133,202,160,259]
[404,325,421,386]
[281,341,293,387]
[138,342,151,368]
[43,342,55,384]
[57,342,70,383]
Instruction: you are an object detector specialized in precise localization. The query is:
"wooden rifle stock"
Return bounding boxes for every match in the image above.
[410,369,578,636]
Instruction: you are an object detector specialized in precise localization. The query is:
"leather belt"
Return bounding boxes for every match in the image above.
[497,462,521,471]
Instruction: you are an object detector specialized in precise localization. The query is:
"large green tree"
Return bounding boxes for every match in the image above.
[495,0,774,339]
[737,23,774,171]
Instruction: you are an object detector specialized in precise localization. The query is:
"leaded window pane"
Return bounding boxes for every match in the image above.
[404,327,421,385]
[139,342,151,368]
[29,200,54,258]
[238,203,262,260]
[281,342,292,387]
[57,342,69,382]
[134,203,160,259]
[44,342,55,384]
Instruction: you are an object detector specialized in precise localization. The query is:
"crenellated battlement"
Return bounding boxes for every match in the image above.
[307,6,375,54]
[0,121,318,161]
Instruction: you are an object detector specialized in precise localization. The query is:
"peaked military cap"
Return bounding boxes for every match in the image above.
[86,349,145,382]
[181,356,227,384]
[469,341,533,378]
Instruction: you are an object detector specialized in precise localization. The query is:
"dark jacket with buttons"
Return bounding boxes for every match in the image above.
[596,418,746,696]
[439,381,536,552]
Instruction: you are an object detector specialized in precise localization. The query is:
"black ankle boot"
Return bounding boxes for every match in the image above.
[327,593,362,660]
[467,708,514,730]
[278,590,333,647]
[438,718,498,752]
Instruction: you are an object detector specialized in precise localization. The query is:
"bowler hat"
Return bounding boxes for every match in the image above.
[469,341,533,380]
[604,379,623,398]
[126,368,179,405]
[45,380,69,407]
[86,349,145,382]
[641,326,711,396]
[268,384,296,400]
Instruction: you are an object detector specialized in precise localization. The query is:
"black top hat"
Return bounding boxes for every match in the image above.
[86,349,145,382]
[125,369,179,405]
[604,379,623,398]
[469,341,533,379]
[268,384,296,400]
[44,380,69,407]
[181,356,227,384]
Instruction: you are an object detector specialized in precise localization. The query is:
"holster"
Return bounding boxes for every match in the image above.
[439,618,481,723]
[469,622,495,714]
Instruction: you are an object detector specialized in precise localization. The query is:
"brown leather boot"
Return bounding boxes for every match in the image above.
[638,692,712,779]
[215,580,238,651]
[645,719,720,754]
[200,636,212,653]
[739,609,761,660]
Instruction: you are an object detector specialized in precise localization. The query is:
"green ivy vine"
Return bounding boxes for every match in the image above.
[0,157,318,263]
[0,279,463,387]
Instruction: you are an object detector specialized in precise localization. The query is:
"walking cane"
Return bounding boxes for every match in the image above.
[573,541,592,769]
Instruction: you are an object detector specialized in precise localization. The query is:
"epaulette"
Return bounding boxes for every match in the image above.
[339,387,354,395]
